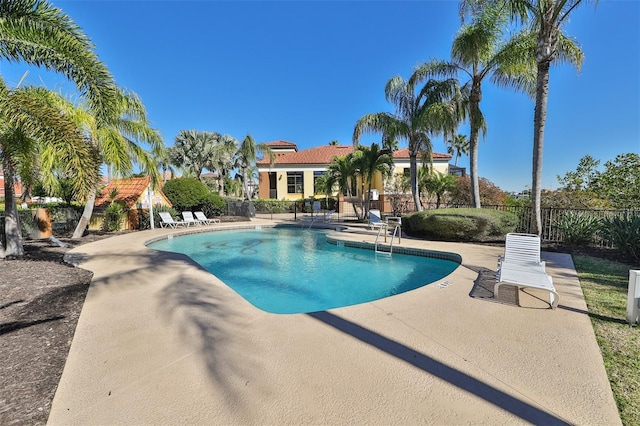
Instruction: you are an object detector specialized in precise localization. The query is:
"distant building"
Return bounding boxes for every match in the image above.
[256,141,452,200]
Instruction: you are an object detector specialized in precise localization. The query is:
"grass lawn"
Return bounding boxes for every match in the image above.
[573,256,640,426]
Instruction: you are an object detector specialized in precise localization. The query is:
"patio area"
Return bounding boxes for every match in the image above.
[47,218,620,425]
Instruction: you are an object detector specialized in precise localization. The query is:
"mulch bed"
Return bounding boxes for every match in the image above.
[0,233,116,425]
[0,230,637,425]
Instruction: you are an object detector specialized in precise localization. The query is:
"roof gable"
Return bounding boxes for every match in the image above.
[95,177,152,208]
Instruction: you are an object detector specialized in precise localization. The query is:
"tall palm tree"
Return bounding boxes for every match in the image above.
[354,75,462,212]
[236,134,273,200]
[71,87,163,238]
[0,0,118,122]
[169,130,218,180]
[412,4,536,208]
[206,133,238,196]
[326,152,362,219]
[0,83,99,257]
[353,143,394,216]
[486,0,587,234]
[446,133,470,166]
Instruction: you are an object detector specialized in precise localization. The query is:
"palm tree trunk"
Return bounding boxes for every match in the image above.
[469,81,482,208]
[1,153,24,257]
[409,153,423,211]
[531,60,551,236]
[72,189,96,239]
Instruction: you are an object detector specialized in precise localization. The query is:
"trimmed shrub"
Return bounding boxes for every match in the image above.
[554,211,602,246]
[402,208,518,241]
[162,178,225,215]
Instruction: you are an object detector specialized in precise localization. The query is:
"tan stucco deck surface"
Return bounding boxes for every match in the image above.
[48,219,620,425]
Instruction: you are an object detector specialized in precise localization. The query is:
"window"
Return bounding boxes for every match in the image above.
[403,168,410,177]
[287,172,304,194]
[313,171,325,194]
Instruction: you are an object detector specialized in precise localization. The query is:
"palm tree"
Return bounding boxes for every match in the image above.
[489,0,587,234]
[412,4,535,208]
[353,75,462,212]
[206,133,238,196]
[446,134,470,166]
[353,143,394,216]
[0,83,99,257]
[71,87,163,238]
[169,130,218,180]
[0,0,118,122]
[236,134,273,200]
[420,169,456,208]
[326,152,362,218]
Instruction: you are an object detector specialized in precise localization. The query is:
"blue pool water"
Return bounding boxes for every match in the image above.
[148,227,459,314]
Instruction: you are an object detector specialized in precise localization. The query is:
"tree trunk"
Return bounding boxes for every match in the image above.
[409,152,423,212]
[469,79,482,208]
[531,60,551,236]
[72,189,97,239]
[1,153,24,258]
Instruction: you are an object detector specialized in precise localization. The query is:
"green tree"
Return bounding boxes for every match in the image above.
[353,143,394,216]
[236,134,273,200]
[413,4,535,207]
[592,153,640,209]
[0,0,120,256]
[484,0,590,234]
[169,130,218,180]
[206,133,238,196]
[446,134,470,166]
[353,74,462,212]
[71,87,163,238]
[0,84,99,257]
[420,169,457,209]
[326,153,357,199]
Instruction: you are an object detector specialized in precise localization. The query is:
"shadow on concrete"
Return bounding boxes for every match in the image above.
[308,310,571,425]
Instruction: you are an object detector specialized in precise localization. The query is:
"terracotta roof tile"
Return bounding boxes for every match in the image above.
[95,177,152,208]
[257,145,451,166]
[257,145,354,165]
[264,140,298,149]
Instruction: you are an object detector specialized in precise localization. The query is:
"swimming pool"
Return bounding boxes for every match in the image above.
[148,227,460,314]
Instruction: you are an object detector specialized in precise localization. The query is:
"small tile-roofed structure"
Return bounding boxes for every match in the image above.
[257,145,353,165]
[94,177,171,209]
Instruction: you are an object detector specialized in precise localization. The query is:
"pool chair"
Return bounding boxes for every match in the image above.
[495,233,559,309]
[182,211,204,226]
[194,211,221,225]
[368,209,387,231]
[321,209,336,222]
[159,212,189,228]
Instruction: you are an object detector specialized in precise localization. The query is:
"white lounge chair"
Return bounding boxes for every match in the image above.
[182,211,203,226]
[159,211,189,228]
[194,211,221,225]
[496,233,559,309]
[368,209,387,231]
[321,209,336,222]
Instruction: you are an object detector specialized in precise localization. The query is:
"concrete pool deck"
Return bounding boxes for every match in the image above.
[48,219,620,425]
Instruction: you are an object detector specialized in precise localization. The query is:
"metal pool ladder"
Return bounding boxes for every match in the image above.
[374,218,401,257]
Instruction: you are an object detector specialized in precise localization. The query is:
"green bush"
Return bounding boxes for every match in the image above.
[601,212,640,260]
[554,211,602,246]
[102,202,124,231]
[253,199,293,214]
[402,208,518,241]
[162,178,225,215]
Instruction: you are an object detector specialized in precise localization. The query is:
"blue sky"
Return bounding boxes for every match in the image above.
[1,0,638,193]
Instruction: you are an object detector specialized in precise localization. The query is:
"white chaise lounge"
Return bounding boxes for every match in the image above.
[495,233,559,309]
[194,211,221,225]
[159,212,189,228]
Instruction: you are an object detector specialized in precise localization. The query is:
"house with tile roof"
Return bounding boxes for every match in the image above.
[256,141,453,200]
[93,176,172,230]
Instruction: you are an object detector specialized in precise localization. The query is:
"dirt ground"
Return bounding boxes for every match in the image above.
[0,231,637,425]
[0,232,118,425]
